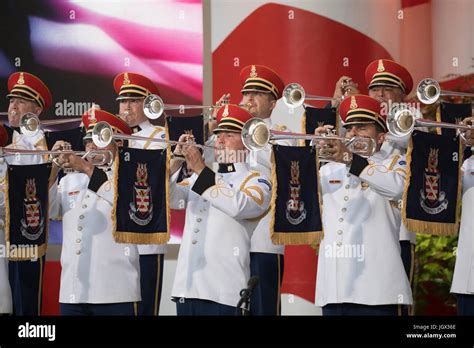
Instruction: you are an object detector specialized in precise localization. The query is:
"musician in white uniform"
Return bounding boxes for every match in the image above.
[1,72,51,315]
[170,104,272,315]
[451,118,474,315]
[332,60,417,315]
[314,95,412,315]
[49,110,141,315]
[207,65,293,315]
[0,126,12,315]
[113,72,167,316]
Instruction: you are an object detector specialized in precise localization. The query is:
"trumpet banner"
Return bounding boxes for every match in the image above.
[402,130,462,236]
[166,115,205,149]
[270,145,323,245]
[45,127,85,152]
[436,102,471,138]
[112,147,170,244]
[437,102,472,161]
[302,106,338,147]
[5,163,52,260]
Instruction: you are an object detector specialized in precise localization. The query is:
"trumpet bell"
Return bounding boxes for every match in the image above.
[387,104,421,137]
[417,78,441,105]
[241,118,270,151]
[283,83,305,108]
[19,112,40,137]
[92,121,113,148]
[143,94,164,120]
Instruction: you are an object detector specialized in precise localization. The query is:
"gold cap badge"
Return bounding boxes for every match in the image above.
[123,72,130,85]
[350,96,358,109]
[250,65,257,78]
[377,60,385,72]
[222,104,229,117]
[17,72,25,85]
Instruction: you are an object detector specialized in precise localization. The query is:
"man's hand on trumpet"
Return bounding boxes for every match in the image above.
[51,140,94,176]
[314,124,353,165]
[208,93,231,133]
[177,134,206,175]
[462,117,473,145]
[332,76,360,108]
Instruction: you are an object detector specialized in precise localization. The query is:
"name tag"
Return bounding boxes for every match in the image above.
[68,191,80,196]
[329,180,341,184]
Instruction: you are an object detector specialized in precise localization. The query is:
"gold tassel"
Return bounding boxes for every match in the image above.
[111,153,120,243]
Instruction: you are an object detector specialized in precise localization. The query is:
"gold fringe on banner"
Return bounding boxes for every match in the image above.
[112,133,171,245]
[402,138,462,236]
[4,166,48,261]
[299,109,307,147]
[435,103,442,135]
[270,150,323,245]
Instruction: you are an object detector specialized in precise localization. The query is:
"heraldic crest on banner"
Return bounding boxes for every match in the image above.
[129,163,154,226]
[20,178,45,241]
[420,148,448,215]
[286,160,307,225]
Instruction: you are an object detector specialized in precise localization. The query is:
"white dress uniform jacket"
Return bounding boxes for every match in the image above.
[315,151,413,306]
[170,162,271,307]
[49,168,141,304]
[451,156,474,295]
[128,120,167,255]
[204,117,294,255]
[0,128,46,313]
[381,137,416,244]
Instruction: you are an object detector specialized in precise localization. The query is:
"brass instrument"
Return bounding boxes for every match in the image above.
[241,118,376,160]
[91,121,215,150]
[387,104,473,146]
[283,83,341,108]
[0,146,112,168]
[417,78,474,104]
[19,113,82,137]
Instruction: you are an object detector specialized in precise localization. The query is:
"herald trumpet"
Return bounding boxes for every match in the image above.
[20,113,82,137]
[241,118,376,160]
[0,147,113,167]
[283,83,340,108]
[143,94,232,120]
[91,121,216,150]
[417,78,474,104]
[387,104,473,145]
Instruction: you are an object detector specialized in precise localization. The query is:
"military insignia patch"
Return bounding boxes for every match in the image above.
[20,178,45,241]
[286,161,307,225]
[129,163,153,226]
[420,148,448,214]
